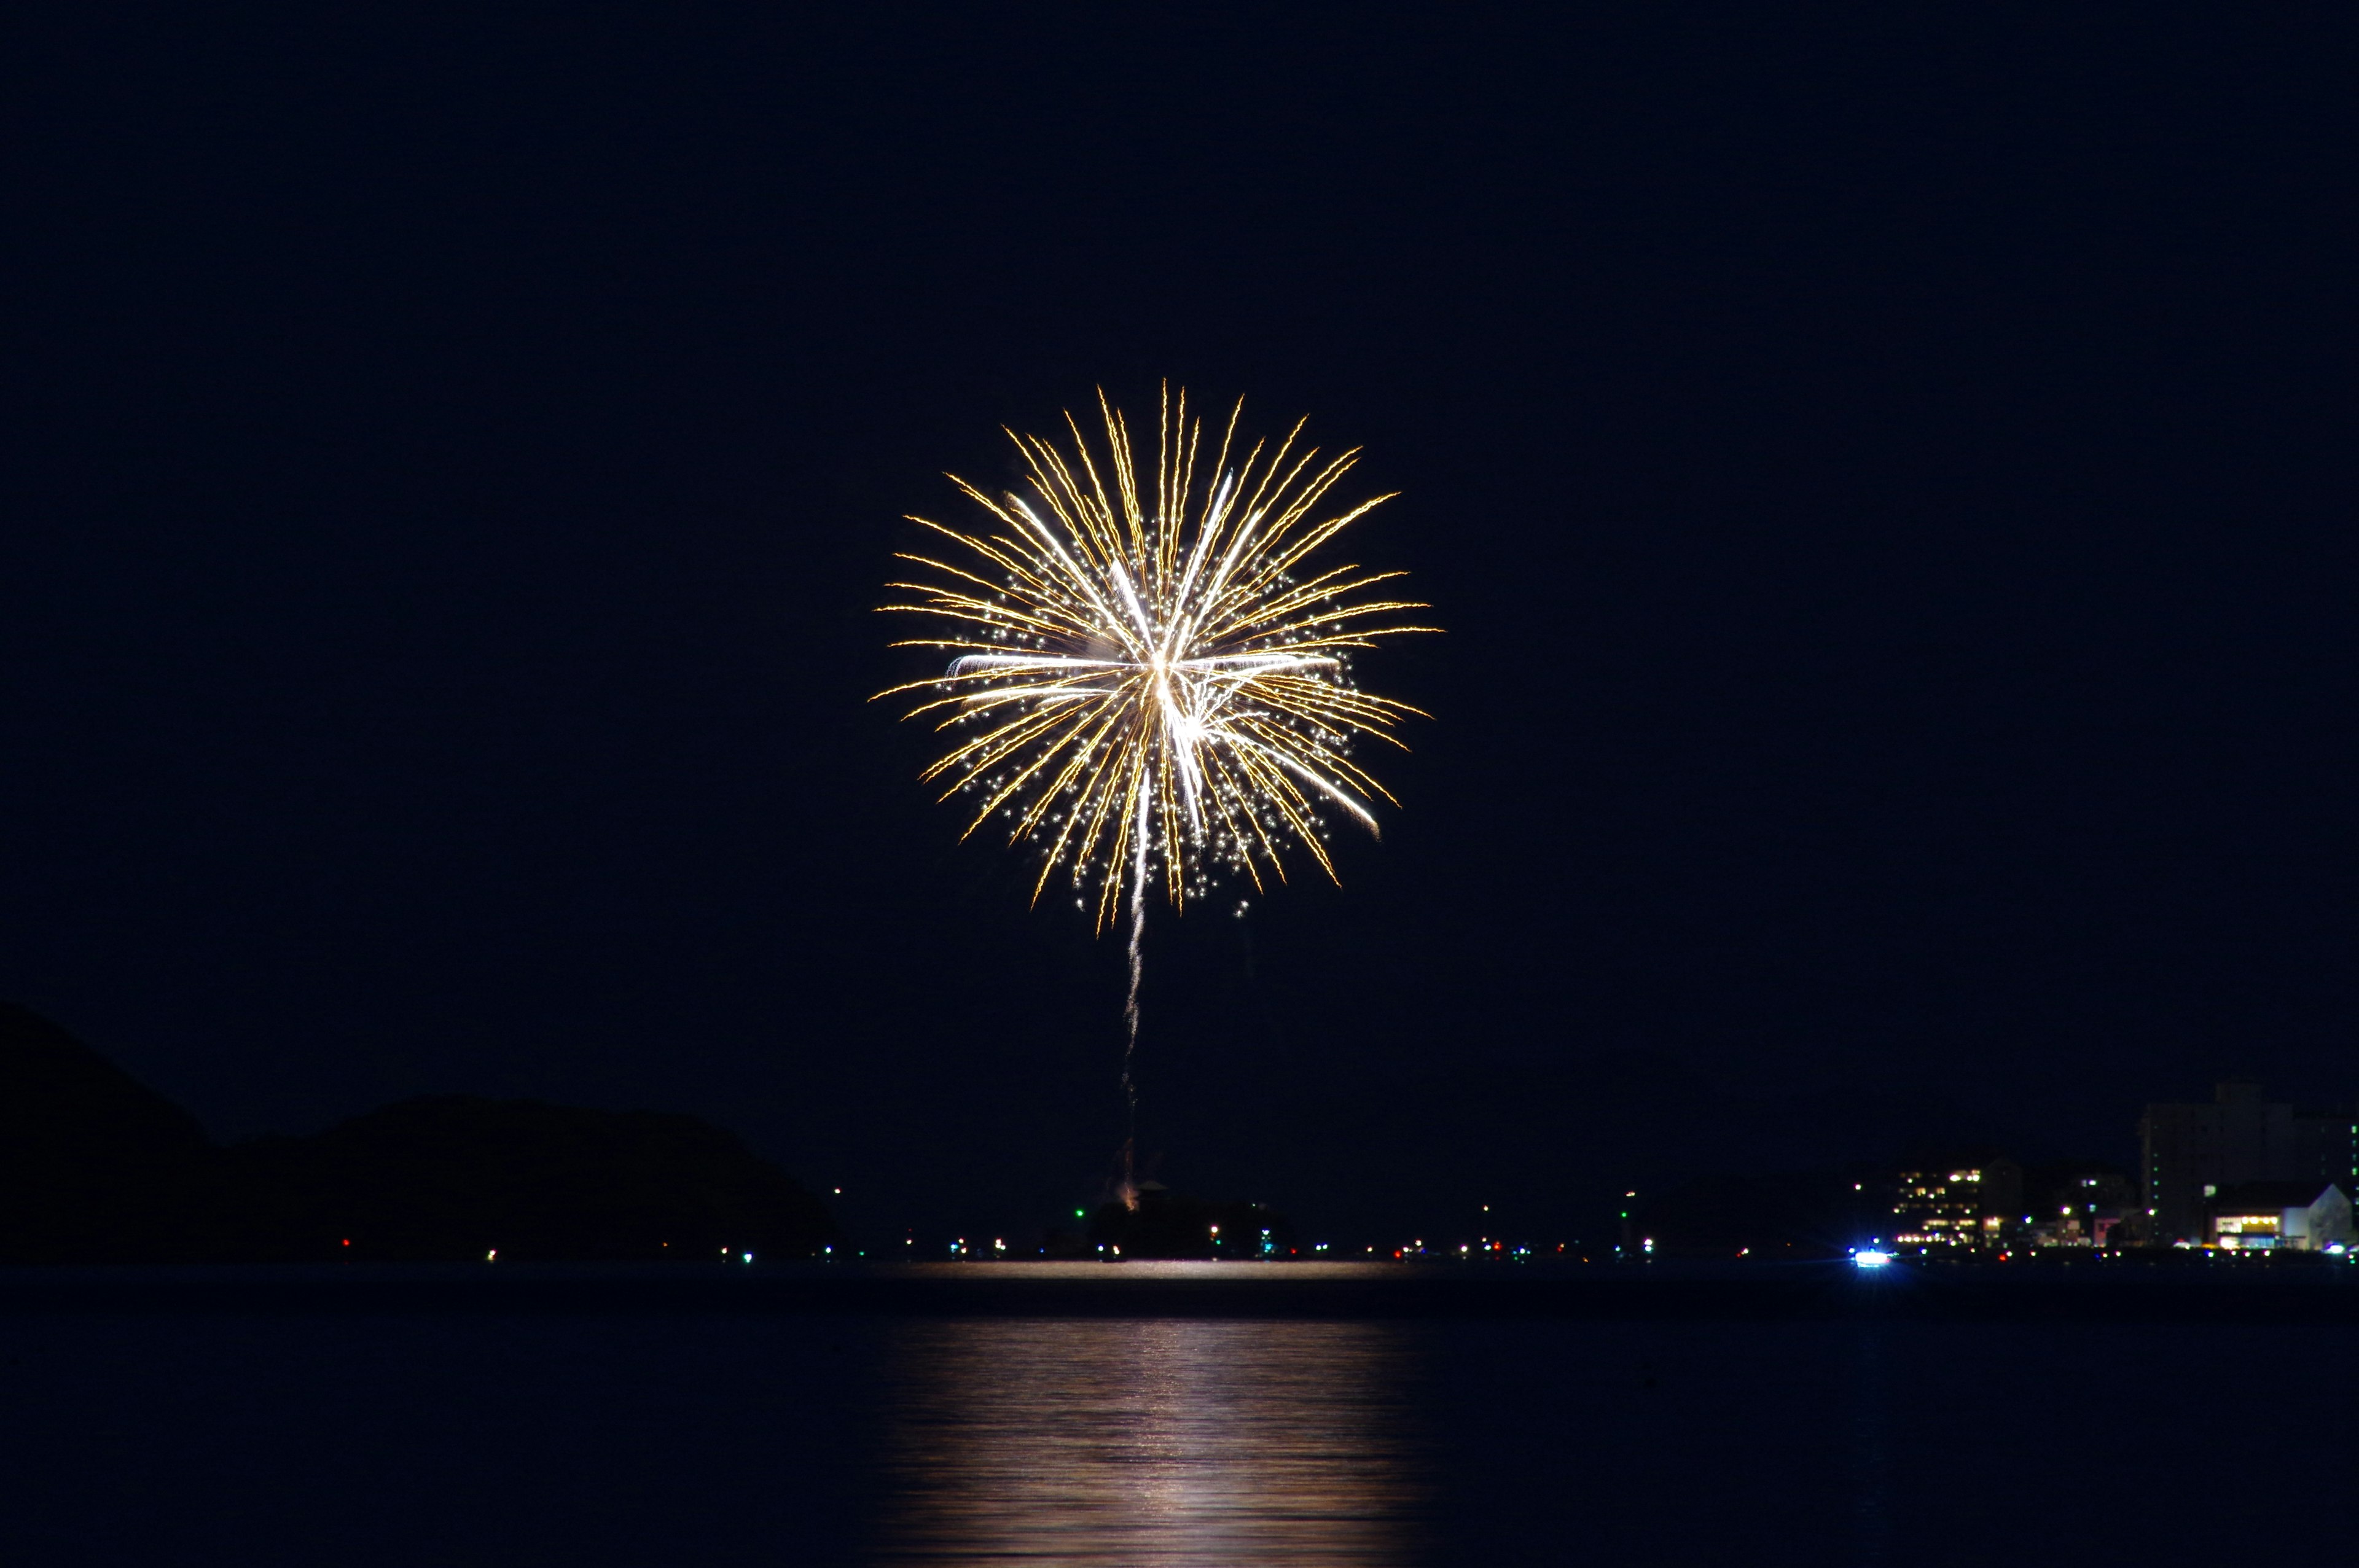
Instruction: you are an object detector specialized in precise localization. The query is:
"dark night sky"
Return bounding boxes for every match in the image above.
[4,8,2353,1244]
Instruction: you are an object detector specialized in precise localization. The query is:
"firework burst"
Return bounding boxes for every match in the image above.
[878,386,1435,927]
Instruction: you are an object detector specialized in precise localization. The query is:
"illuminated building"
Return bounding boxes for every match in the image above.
[1890,1158,2022,1252]
[2206,1182,2353,1252]
[2138,1084,2358,1244]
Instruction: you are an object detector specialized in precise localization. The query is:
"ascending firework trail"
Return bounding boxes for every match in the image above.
[878,386,1436,1203]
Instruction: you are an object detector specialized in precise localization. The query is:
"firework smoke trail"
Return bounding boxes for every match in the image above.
[879,386,1434,1195]
[1119,784,1148,1204]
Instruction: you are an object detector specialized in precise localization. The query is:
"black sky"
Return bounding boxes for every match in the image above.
[4,7,2353,1244]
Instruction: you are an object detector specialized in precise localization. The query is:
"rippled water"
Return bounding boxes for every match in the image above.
[4,1270,2354,1564]
[876,1317,1420,1565]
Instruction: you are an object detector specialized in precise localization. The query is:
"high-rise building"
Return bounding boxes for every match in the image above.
[1890,1158,2022,1251]
[2137,1084,2357,1244]
[2292,1109,2359,1190]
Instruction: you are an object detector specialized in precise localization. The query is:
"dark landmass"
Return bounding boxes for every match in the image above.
[1166,1048,2083,1249]
[1631,1149,2134,1262]
[222,1096,842,1263]
[4,1256,2357,1325]
[1068,1185,1301,1260]
[0,1003,217,1263]
[1630,1167,1884,1261]
[0,1003,840,1263]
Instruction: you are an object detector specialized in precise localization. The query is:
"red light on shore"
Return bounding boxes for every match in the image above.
[342,1239,350,1247]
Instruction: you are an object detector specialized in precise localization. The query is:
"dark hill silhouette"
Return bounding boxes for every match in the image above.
[0,1002,218,1262]
[0,1004,840,1263]
[224,1096,842,1263]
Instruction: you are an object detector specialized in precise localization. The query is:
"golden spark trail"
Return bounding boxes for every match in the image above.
[879,387,1435,1199]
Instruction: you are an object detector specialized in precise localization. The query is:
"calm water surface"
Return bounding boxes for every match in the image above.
[2,1270,2350,1565]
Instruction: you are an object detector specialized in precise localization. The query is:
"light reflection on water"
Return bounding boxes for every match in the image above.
[874,1312,1422,1565]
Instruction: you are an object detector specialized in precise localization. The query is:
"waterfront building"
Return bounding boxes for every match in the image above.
[2205,1182,2353,1251]
[1890,1158,2022,1251]
[2137,1084,2357,1244]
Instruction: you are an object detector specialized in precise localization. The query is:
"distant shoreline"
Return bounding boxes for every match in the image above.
[8,1258,2357,1323]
